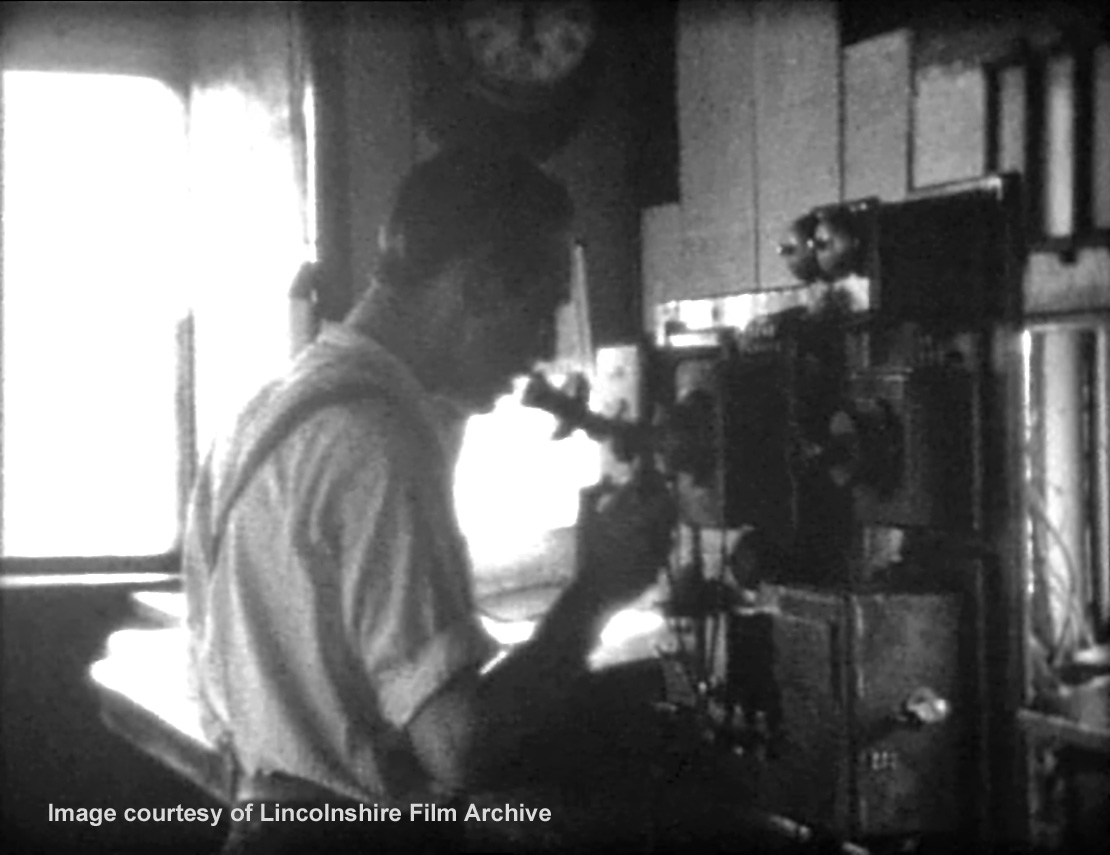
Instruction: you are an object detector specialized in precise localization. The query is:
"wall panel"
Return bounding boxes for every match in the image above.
[676,1,758,298]
[754,0,841,290]
[844,29,911,202]
[343,3,415,301]
[913,62,987,188]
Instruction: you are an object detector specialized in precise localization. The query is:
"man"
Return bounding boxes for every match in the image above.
[183,148,675,851]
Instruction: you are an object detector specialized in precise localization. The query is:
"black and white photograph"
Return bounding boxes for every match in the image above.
[1,1,1108,852]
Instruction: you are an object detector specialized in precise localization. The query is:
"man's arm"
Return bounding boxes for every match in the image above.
[407,474,675,793]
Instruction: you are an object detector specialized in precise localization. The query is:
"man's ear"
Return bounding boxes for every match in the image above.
[423,264,468,324]
[456,256,510,318]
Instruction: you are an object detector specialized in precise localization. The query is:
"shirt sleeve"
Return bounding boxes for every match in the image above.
[306,401,497,731]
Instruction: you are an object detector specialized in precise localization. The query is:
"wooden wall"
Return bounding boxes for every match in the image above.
[305,1,414,321]
[310,2,655,347]
[644,1,1110,316]
[641,4,1109,849]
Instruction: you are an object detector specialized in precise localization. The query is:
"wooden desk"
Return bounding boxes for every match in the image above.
[90,590,868,852]
[1018,707,1110,852]
[91,625,233,804]
[89,590,671,806]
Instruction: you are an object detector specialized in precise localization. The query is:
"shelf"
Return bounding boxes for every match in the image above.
[1018,709,1110,755]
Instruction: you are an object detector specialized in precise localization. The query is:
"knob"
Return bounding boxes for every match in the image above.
[901,686,951,727]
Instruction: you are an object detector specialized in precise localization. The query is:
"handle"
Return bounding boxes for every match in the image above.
[900,686,951,727]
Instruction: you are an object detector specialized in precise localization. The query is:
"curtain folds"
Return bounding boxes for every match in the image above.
[186,0,313,456]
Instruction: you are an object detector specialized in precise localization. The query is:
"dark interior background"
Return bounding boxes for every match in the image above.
[0,584,225,854]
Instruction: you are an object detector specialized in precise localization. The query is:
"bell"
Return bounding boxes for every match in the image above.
[776,213,821,283]
[812,208,859,281]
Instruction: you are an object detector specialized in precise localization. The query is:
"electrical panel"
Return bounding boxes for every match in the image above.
[866,178,1021,325]
[655,333,793,535]
[783,174,1022,325]
[592,344,647,483]
[732,586,965,838]
[842,366,976,530]
[530,176,1022,847]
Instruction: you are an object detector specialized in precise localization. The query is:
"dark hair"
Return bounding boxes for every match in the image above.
[375,147,574,300]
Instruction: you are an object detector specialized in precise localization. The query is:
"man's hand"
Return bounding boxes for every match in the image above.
[574,467,677,609]
[408,467,674,795]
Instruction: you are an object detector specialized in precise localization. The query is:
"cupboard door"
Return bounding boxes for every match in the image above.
[851,593,964,836]
[913,63,988,189]
[844,29,911,202]
[754,0,841,291]
[759,607,851,832]
[676,2,758,298]
[641,203,685,319]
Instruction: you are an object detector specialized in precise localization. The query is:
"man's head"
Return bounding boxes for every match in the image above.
[368,148,575,412]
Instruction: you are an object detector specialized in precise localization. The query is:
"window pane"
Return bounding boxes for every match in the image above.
[454,380,601,593]
[2,72,186,557]
[1042,54,1077,238]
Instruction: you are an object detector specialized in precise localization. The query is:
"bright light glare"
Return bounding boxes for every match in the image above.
[480,614,537,646]
[303,82,318,264]
[90,628,208,744]
[187,80,312,454]
[600,607,666,647]
[454,380,601,570]
[2,72,187,556]
[478,607,666,654]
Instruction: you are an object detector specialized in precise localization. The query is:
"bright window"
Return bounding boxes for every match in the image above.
[454,377,602,596]
[1,71,187,557]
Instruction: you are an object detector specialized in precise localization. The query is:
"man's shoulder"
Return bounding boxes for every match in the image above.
[285,394,439,475]
[297,394,415,443]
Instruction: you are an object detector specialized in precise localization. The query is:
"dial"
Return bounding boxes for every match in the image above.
[424,0,602,157]
[453,1,597,90]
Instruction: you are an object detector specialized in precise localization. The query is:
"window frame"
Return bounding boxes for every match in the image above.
[1020,309,1110,696]
[0,2,196,574]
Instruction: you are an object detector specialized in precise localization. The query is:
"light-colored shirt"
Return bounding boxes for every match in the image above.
[184,325,496,803]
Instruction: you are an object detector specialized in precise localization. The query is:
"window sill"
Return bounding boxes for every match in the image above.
[1019,708,1110,755]
[0,555,180,590]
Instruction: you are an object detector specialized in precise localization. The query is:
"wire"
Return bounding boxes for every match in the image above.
[1026,484,1095,664]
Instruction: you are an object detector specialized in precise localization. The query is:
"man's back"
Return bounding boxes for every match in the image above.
[185,326,494,803]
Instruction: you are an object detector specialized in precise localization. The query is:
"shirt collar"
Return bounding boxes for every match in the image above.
[314,323,469,461]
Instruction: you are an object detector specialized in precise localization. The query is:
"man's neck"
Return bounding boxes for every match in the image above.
[345,287,436,385]
[343,284,473,430]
